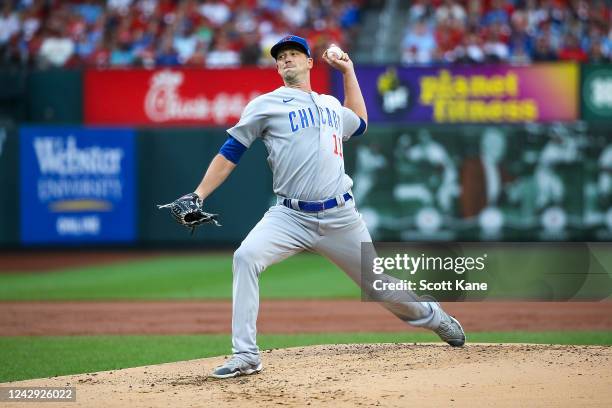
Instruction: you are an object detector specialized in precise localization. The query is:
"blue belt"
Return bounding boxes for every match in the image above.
[282,193,353,212]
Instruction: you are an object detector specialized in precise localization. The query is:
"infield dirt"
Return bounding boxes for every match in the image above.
[3,343,611,407]
[3,301,612,335]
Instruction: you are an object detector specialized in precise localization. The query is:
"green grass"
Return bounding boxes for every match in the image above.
[0,253,360,300]
[1,331,611,383]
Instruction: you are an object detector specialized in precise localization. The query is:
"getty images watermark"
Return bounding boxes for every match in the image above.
[360,242,612,301]
[371,252,489,292]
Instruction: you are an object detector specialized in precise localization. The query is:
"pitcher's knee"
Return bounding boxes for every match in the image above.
[233,245,261,271]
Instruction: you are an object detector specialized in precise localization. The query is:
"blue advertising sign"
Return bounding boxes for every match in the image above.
[20,127,136,244]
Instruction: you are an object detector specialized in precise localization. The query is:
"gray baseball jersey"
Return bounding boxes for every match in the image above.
[227,86,362,201]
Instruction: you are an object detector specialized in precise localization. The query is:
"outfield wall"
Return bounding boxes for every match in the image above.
[2,122,612,247]
[136,128,272,245]
[343,124,612,241]
[0,122,18,245]
[2,126,272,247]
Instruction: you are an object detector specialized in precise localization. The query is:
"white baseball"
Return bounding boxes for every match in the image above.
[326,45,344,59]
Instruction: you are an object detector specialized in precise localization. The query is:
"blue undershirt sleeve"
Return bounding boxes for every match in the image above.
[219,135,248,164]
[351,117,367,137]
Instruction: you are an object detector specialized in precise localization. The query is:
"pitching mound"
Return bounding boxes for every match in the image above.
[4,343,612,407]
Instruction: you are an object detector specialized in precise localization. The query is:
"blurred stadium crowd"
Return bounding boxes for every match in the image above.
[0,0,363,68]
[0,0,610,69]
[402,0,612,64]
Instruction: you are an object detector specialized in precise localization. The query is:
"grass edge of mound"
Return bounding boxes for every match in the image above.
[1,331,611,383]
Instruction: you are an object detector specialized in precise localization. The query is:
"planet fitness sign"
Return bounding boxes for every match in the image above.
[334,63,578,123]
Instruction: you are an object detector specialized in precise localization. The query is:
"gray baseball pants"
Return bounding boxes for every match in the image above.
[231,199,444,365]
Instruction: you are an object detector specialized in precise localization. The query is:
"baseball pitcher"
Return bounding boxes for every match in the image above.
[162,35,465,379]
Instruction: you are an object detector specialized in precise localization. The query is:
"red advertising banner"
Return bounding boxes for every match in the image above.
[84,67,330,126]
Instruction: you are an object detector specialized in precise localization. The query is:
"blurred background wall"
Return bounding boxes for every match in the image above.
[1,0,611,246]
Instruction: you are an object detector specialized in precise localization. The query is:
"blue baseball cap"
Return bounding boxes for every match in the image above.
[270,35,311,59]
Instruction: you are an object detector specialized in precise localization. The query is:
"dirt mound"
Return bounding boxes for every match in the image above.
[3,343,611,407]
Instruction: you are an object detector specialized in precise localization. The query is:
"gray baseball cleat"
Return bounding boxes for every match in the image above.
[434,310,466,347]
[209,356,263,379]
[421,295,466,347]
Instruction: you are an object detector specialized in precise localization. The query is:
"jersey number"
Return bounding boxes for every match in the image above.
[332,134,343,158]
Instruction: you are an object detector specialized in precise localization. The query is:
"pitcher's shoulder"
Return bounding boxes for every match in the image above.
[317,92,342,107]
[249,91,273,103]
[262,87,291,98]
[243,90,281,112]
